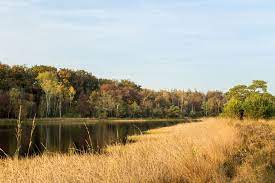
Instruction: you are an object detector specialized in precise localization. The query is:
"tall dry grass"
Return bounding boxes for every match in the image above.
[226,119,274,183]
[0,118,273,183]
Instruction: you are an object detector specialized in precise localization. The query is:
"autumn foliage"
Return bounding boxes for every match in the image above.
[0,63,226,119]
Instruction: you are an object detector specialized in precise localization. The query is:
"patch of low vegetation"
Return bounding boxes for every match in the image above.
[0,118,273,183]
[223,120,274,182]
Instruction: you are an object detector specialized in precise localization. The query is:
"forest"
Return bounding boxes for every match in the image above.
[0,63,274,119]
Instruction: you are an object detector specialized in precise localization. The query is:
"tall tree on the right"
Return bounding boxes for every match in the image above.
[223,80,274,119]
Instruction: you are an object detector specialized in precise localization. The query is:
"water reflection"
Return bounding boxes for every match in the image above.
[0,120,181,157]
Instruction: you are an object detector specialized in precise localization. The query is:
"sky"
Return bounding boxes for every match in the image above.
[0,0,275,93]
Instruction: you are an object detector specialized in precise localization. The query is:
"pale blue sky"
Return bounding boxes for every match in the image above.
[0,0,274,93]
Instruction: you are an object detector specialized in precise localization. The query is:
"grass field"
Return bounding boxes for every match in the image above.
[0,118,273,183]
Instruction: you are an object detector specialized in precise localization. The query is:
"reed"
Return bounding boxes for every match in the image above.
[84,122,93,153]
[27,114,36,157]
[14,105,22,158]
[0,148,8,158]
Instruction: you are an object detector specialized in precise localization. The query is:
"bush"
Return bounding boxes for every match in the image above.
[223,122,273,182]
[223,98,243,119]
[243,93,274,119]
[166,105,181,118]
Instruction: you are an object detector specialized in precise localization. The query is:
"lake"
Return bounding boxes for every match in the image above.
[0,119,184,157]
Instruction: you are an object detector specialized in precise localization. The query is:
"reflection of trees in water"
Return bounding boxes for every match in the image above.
[0,127,17,157]
[0,121,180,157]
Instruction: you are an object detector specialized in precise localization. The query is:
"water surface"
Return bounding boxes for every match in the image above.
[0,119,183,157]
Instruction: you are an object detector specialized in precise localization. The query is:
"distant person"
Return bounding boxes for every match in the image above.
[239,110,244,120]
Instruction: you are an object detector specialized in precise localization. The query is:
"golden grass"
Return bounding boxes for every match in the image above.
[0,118,273,183]
[230,119,274,183]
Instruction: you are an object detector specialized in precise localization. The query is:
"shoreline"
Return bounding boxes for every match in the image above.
[0,117,193,125]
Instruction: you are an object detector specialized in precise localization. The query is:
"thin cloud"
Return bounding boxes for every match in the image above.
[41,9,109,18]
[0,0,39,8]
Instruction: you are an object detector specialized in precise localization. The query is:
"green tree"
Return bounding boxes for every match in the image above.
[204,91,224,116]
[202,100,209,116]
[71,70,99,96]
[0,63,239,119]
[0,64,14,90]
[223,98,244,119]
[130,102,141,118]
[56,84,65,118]
[0,92,10,118]
[226,85,249,101]
[223,81,274,119]
[68,86,76,108]
[243,93,274,119]
[36,72,59,117]
[167,105,181,118]
[8,88,21,118]
[248,80,268,93]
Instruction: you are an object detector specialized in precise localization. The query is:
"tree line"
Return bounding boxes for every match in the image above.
[0,63,274,119]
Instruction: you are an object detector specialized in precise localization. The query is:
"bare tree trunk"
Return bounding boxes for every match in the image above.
[59,98,62,118]
[8,107,11,118]
[46,94,51,118]
[116,104,119,118]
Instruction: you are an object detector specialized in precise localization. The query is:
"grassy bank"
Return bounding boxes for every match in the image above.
[0,118,189,125]
[0,118,273,183]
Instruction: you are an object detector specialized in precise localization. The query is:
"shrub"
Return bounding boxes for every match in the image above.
[243,93,274,119]
[223,98,243,119]
[223,121,273,182]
